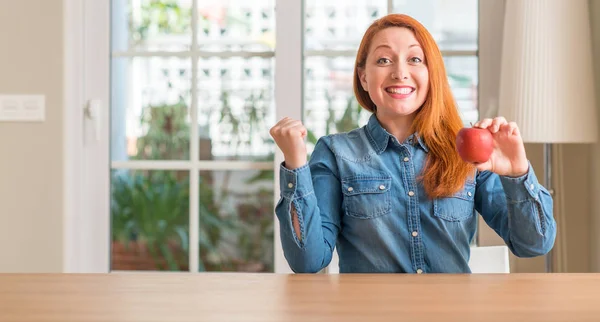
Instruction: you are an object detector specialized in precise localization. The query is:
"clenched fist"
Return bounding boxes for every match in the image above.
[269,117,308,170]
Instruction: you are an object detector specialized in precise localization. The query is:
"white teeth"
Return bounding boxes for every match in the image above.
[387,87,413,94]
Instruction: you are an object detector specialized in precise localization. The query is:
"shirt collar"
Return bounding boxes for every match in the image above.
[365,114,429,154]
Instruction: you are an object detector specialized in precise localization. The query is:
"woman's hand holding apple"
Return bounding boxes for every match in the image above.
[456,117,529,177]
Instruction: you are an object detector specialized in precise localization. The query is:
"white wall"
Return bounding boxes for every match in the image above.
[0,0,64,272]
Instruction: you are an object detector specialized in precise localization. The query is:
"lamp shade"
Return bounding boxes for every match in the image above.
[498,0,598,143]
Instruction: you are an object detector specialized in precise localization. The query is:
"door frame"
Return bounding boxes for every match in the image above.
[63,0,111,273]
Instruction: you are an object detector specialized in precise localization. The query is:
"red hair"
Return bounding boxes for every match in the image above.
[353,14,473,198]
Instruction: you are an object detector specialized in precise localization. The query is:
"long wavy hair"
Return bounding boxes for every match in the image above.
[353,14,474,198]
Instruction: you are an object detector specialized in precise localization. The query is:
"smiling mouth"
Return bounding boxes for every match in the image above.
[385,87,415,95]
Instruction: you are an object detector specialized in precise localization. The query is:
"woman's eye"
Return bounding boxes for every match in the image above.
[409,57,423,64]
[377,58,391,64]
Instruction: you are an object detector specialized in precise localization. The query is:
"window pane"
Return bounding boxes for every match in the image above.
[196,0,275,52]
[393,0,478,51]
[111,57,192,161]
[445,56,478,126]
[197,57,275,161]
[304,0,388,51]
[199,170,274,272]
[111,170,190,271]
[118,0,193,52]
[303,56,371,154]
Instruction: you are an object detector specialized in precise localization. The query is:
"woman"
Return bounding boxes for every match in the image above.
[269,14,555,273]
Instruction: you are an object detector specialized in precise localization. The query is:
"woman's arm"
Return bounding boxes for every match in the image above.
[275,137,342,273]
[475,165,556,257]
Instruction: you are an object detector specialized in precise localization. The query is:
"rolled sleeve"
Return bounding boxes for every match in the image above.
[499,162,547,203]
[279,163,315,200]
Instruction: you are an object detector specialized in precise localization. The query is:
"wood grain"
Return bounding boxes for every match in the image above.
[0,273,599,322]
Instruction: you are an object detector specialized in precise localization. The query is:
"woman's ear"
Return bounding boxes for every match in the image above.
[358,67,368,92]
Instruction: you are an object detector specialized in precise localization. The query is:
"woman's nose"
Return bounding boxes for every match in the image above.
[391,71,408,80]
[391,64,409,80]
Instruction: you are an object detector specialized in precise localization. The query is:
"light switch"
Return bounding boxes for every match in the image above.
[0,94,45,121]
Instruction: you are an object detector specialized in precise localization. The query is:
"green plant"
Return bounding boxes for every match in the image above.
[216,90,272,159]
[112,94,274,272]
[111,169,239,271]
[111,171,190,271]
[134,101,190,160]
[215,89,275,188]
[335,93,364,133]
[129,0,259,45]
[130,0,192,45]
[307,92,366,147]
[205,89,275,271]
[235,188,274,271]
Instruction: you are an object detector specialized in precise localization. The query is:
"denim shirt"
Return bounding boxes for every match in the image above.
[275,115,556,274]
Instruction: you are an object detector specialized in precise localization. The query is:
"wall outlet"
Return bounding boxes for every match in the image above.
[0,94,45,122]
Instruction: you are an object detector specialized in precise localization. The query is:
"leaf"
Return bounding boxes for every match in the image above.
[174,226,189,252]
[307,130,318,145]
[158,243,179,271]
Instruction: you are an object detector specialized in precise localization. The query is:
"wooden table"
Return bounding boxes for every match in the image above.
[1,273,599,322]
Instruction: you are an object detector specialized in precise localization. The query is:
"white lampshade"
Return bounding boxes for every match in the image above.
[498,0,598,143]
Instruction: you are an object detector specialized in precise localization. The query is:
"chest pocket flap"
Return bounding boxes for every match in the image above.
[433,182,476,221]
[341,177,391,219]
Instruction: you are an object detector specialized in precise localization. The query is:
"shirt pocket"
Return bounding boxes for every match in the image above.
[341,177,391,219]
[433,182,476,222]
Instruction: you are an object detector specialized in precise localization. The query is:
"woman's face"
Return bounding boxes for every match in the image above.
[358,27,429,120]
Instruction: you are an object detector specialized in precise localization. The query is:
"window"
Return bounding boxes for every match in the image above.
[110,0,276,272]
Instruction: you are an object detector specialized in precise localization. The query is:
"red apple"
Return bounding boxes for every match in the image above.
[456,127,493,164]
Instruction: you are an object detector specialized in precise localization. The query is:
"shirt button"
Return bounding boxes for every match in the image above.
[412,231,418,237]
[347,187,354,192]
[467,191,472,197]
[416,269,423,274]
[530,184,535,190]
[408,191,415,197]
[288,183,294,188]
[403,157,409,162]
[379,185,386,190]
